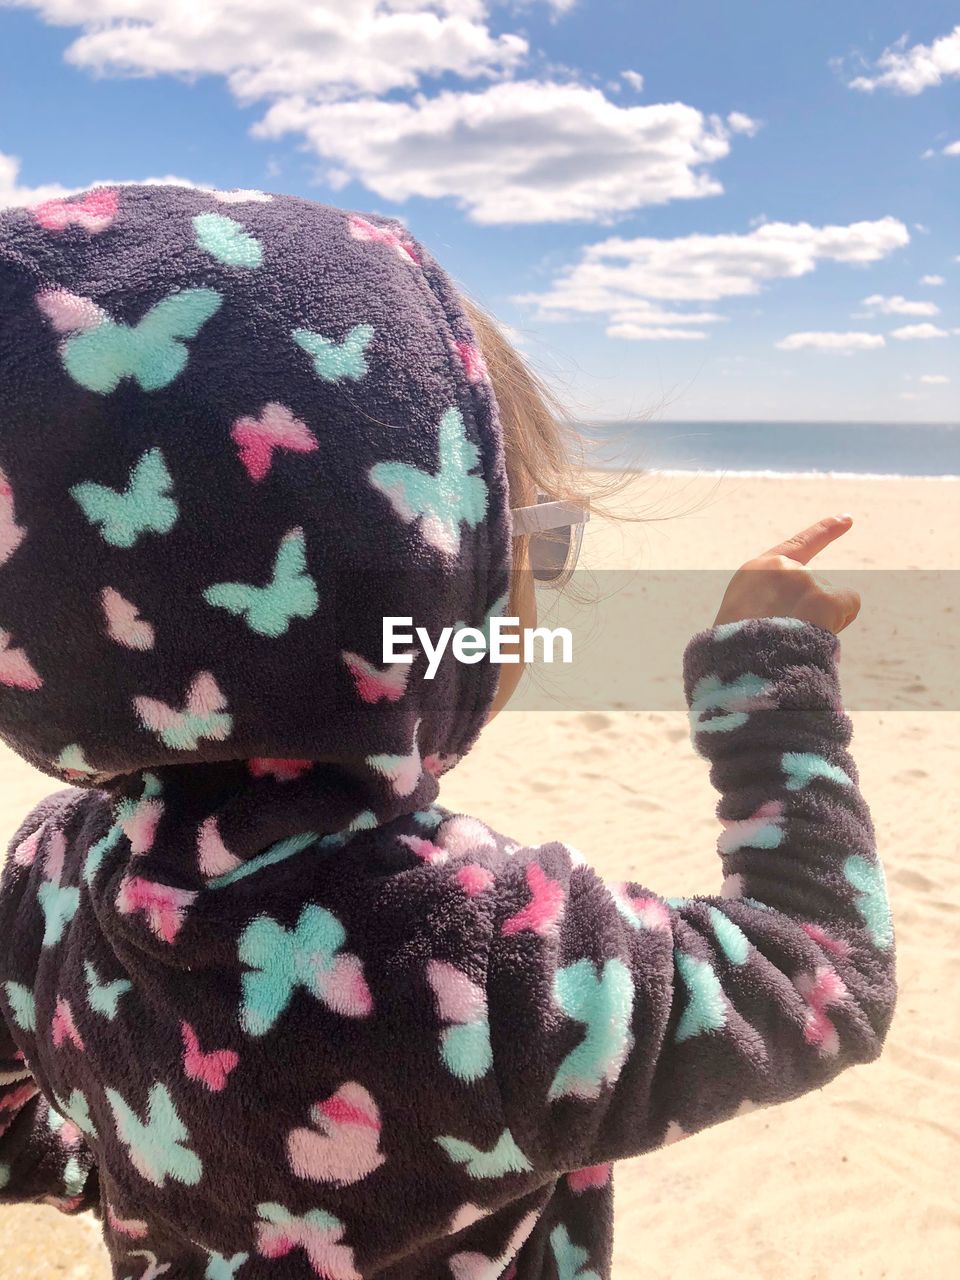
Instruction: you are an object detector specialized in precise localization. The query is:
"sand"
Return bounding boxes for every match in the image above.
[1,471,957,1279]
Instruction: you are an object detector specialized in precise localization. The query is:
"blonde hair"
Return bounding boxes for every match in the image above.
[462,298,587,516]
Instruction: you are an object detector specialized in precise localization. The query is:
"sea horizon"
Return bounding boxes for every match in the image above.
[583,420,960,478]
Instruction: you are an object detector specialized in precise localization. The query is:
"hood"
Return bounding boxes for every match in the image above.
[0,184,510,867]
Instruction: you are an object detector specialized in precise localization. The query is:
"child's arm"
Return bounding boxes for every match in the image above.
[483,520,896,1173]
[0,797,99,1213]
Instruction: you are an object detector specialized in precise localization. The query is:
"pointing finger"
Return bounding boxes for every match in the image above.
[764,514,853,565]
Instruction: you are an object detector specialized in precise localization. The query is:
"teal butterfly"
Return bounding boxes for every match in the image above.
[204,528,318,638]
[844,855,894,950]
[39,880,80,948]
[688,673,773,737]
[238,903,370,1037]
[293,323,373,383]
[3,981,35,1032]
[105,1082,202,1187]
[205,1253,249,1280]
[674,949,727,1042]
[707,907,750,966]
[782,751,854,792]
[58,287,222,393]
[84,822,122,885]
[549,958,634,1100]
[71,449,178,549]
[63,1156,87,1197]
[193,214,263,268]
[84,960,132,1019]
[435,1128,532,1179]
[53,1089,96,1140]
[550,1225,601,1280]
[369,406,487,556]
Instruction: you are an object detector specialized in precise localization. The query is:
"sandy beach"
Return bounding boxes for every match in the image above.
[1,470,957,1280]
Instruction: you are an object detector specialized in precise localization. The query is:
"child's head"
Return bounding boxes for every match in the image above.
[459,299,590,716]
[0,185,581,808]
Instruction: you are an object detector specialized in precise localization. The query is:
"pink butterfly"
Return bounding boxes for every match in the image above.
[127,1250,171,1280]
[449,1210,538,1280]
[232,403,318,482]
[567,1162,611,1195]
[181,1021,239,1092]
[456,864,494,897]
[348,214,419,265]
[610,885,671,932]
[196,815,242,879]
[365,720,422,797]
[35,288,105,334]
[422,752,459,778]
[0,466,26,566]
[101,587,155,651]
[247,757,313,781]
[801,921,852,960]
[398,834,448,866]
[43,829,68,884]
[51,998,85,1051]
[256,1205,359,1280]
[115,876,197,944]
[502,864,565,937]
[427,961,485,1025]
[287,1082,385,1186]
[56,1117,84,1148]
[106,1204,149,1239]
[454,341,488,385]
[718,800,784,855]
[33,189,117,234]
[1,1083,38,1121]
[435,816,496,858]
[795,965,847,1056]
[13,825,43,868]
[0,629,42,691]
[133,671,232,752]
[342,651,413,704]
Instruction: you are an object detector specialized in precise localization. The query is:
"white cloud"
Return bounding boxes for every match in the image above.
[861,293,939,316]
[890,323,952,340]
[920,274,945,285]
[621,69,644,92]
[776,331,886,352]
[607,324,709,340]
[848,25,960,94]
[519,217,910,337]
[255,82,736,223]
[7,1,758,225]
[944,140,960,156]
[899,391,927,401]
[0,150,203,209]
[920,374,950,384]
[13,1,525,102]
[726,111,761,136]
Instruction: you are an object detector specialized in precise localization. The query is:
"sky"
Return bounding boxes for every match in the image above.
[0,0,958,423]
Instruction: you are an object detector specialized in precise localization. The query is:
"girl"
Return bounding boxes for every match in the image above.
[0,186,894,1280]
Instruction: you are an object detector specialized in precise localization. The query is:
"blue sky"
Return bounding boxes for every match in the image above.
[1,0,957,423]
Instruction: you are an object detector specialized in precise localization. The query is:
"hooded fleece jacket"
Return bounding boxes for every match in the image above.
[0,184,895,1280]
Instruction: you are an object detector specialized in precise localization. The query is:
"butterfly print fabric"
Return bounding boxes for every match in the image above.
[0,187,894,1278]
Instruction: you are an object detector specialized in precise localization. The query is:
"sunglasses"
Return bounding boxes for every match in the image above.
[510,496,590,589]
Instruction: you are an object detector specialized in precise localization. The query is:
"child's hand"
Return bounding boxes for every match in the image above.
[714,515,861,634]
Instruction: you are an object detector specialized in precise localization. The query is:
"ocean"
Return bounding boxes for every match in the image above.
[584,421,960,478]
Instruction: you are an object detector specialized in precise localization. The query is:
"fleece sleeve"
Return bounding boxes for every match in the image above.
[0,794,99,1213]
[484,619,897,1174]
